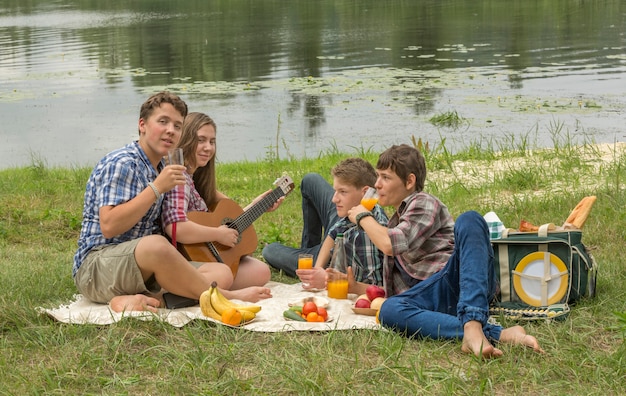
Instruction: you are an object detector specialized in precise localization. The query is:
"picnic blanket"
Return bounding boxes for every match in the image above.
[38,281,380,332]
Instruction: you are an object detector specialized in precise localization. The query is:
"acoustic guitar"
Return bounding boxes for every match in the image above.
[178,174,295,276]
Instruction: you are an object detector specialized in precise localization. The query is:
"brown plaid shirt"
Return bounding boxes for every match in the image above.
[383,191,455,297]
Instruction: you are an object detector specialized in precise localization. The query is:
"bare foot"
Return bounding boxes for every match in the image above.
[222,286,272,303]
[461,320,503,359]
[109,294,160,313]
[499,325,545,353]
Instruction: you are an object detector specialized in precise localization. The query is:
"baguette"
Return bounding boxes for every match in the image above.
[564,196,596,229]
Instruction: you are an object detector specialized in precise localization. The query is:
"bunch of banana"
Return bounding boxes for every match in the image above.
[199,281,261,324]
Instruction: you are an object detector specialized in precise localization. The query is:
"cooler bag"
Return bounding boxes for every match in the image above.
[490,224,598,320]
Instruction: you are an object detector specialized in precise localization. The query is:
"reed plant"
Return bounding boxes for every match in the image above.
[1,134,625,395]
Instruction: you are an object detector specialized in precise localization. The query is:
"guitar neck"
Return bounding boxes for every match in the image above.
[231,186,285,232]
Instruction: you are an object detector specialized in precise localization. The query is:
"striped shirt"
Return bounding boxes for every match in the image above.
[384,191,455,296]
[73,141,163,277]
[328,204,389,286]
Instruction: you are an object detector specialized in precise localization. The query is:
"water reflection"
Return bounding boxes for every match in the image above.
[401,88,439,116]
[287,93,327,139]
[508,74,523,90]
[0,0,624,168]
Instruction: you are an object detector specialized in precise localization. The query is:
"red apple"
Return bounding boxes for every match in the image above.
[357,294,370,302]
[366,285,385,301]
[355,298,371,309]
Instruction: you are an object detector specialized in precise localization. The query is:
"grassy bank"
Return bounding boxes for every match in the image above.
[1,138,625,395]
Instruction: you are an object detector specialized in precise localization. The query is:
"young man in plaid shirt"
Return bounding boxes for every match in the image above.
[348,144,544,359]
[73,92,214,312]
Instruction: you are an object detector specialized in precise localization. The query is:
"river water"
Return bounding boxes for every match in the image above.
[1,0,625,169]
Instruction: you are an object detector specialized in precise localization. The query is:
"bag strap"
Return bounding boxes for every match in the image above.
[171,222,177,248]
[498,244,511,301]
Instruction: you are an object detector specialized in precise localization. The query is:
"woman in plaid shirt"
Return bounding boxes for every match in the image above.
[348,144,544,359]
[161,112,282,302]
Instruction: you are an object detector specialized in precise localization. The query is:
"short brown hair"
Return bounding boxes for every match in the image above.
[331,158,377,188]
[138,91,188,135]
[376,144,426,192]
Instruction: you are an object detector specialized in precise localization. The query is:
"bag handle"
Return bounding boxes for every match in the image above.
[501,223,556,238]
[537,223,556,237]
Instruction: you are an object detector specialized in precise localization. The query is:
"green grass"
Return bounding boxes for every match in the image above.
[1,136,626,395]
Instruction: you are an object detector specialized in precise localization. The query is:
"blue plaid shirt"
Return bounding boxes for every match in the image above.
[73,141,163,277]
[327,204,389,286]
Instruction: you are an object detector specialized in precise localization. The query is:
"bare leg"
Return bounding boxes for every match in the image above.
[197,262,235,290]
[230,256,271,290]
[499,325,545,353]
[110,294,160,313]
[197,261,271,302]
[461,320,503,359]
[134,235,212,299]
[221,256,272,302]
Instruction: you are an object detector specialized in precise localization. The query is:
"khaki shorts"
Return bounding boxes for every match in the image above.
[74,239,161,304]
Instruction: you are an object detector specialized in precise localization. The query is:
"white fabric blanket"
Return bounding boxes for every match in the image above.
[39,281,380,332]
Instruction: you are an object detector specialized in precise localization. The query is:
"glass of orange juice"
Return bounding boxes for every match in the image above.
[327,271,349,299]
[297,253,313,270]
[360,187,379,211]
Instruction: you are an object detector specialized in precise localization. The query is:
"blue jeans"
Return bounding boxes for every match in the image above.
[378,211,502,342]
[262,173,340,277]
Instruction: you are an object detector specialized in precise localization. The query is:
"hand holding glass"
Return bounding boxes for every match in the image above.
[360,187,379,210]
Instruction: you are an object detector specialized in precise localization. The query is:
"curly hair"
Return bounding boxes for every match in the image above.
[138,91,188,135]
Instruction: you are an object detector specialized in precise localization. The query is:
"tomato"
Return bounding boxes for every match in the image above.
[306,312,319,322]
[302,301,318,316]
[317,306,328,321]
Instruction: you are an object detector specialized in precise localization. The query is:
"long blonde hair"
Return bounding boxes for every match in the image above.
[177,112,218,207]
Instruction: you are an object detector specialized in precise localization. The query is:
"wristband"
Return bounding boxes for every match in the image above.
[355,212,374,228]
[148,182,161,201]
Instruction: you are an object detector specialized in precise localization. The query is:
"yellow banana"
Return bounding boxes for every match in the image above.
[208,286,232,314]
[213,287,262,314]
[199,287,222,321]
[237,304,262,314]
[210,286,256,322]
[209,283,259,312]
[239,310,255,322]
